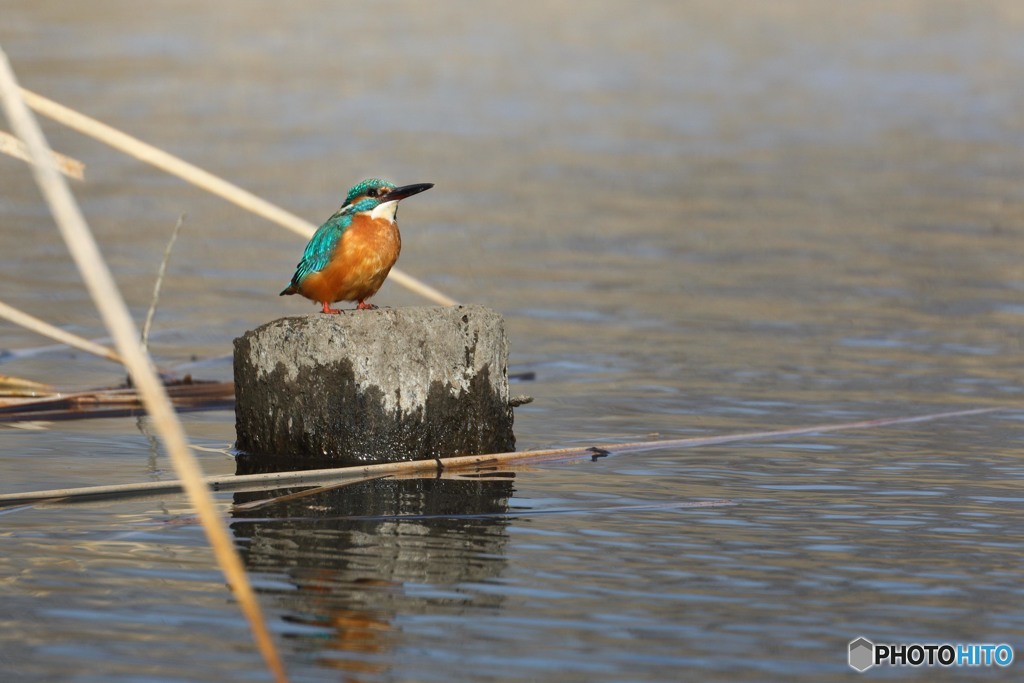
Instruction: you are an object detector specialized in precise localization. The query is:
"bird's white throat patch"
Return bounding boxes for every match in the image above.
[370,199,400,222]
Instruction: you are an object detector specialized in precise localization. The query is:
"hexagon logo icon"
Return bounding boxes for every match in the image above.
[849,637,875,672]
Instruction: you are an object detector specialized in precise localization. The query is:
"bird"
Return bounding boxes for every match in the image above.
[280,178,433,313]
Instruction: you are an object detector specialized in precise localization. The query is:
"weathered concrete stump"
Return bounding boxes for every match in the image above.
[233,305,515,469]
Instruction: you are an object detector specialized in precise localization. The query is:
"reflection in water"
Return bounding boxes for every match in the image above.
[231,475,513,677]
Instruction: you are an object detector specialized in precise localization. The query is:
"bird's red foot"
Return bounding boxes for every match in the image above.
[321,301,343,314]
[356,301,378,310]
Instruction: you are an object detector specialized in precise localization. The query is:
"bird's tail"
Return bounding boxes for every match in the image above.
[279,283,297,296]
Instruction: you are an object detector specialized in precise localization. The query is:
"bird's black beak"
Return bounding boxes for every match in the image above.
[382,182,433,202]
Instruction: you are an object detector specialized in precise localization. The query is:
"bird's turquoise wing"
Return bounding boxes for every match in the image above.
[287,210,353,287]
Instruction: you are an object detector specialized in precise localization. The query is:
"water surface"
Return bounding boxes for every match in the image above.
[2,2,1024,680]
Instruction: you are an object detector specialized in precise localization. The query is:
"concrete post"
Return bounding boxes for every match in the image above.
[233,305,515,469]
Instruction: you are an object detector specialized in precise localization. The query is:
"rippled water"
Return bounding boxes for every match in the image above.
[2,2,1024,681]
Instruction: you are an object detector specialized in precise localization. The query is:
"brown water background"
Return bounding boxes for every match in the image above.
[2,2,1024,680]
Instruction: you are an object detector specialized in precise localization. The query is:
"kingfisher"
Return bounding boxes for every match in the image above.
[280,178,433,313]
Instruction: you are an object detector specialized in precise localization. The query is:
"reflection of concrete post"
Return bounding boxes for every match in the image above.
[233,305,515,469]
[232,476,513,676]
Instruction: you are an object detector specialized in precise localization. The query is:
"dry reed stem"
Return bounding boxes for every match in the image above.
[141,214,184,350]
[0,299,123,363]
[0,128,84,179]
[0,50,288,683]
[0,405,1006,506]
[20,87,458,307]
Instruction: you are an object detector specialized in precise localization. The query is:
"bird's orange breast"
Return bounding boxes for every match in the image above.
[298,216,401,304]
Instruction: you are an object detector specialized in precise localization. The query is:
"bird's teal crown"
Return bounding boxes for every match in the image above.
[322,178,394,223]
[345,178,396,206]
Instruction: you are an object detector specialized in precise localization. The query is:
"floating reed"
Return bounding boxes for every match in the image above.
[0,378,234,421]
[0,374,55,398]
[0,405,1005,506]
[0,50,287,683]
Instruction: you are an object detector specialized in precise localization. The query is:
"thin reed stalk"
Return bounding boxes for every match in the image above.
[0,299,123,363]
[0,49,287,683]
[141,214,184,350]
[0,128,83,179]
[19,87,458,307]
